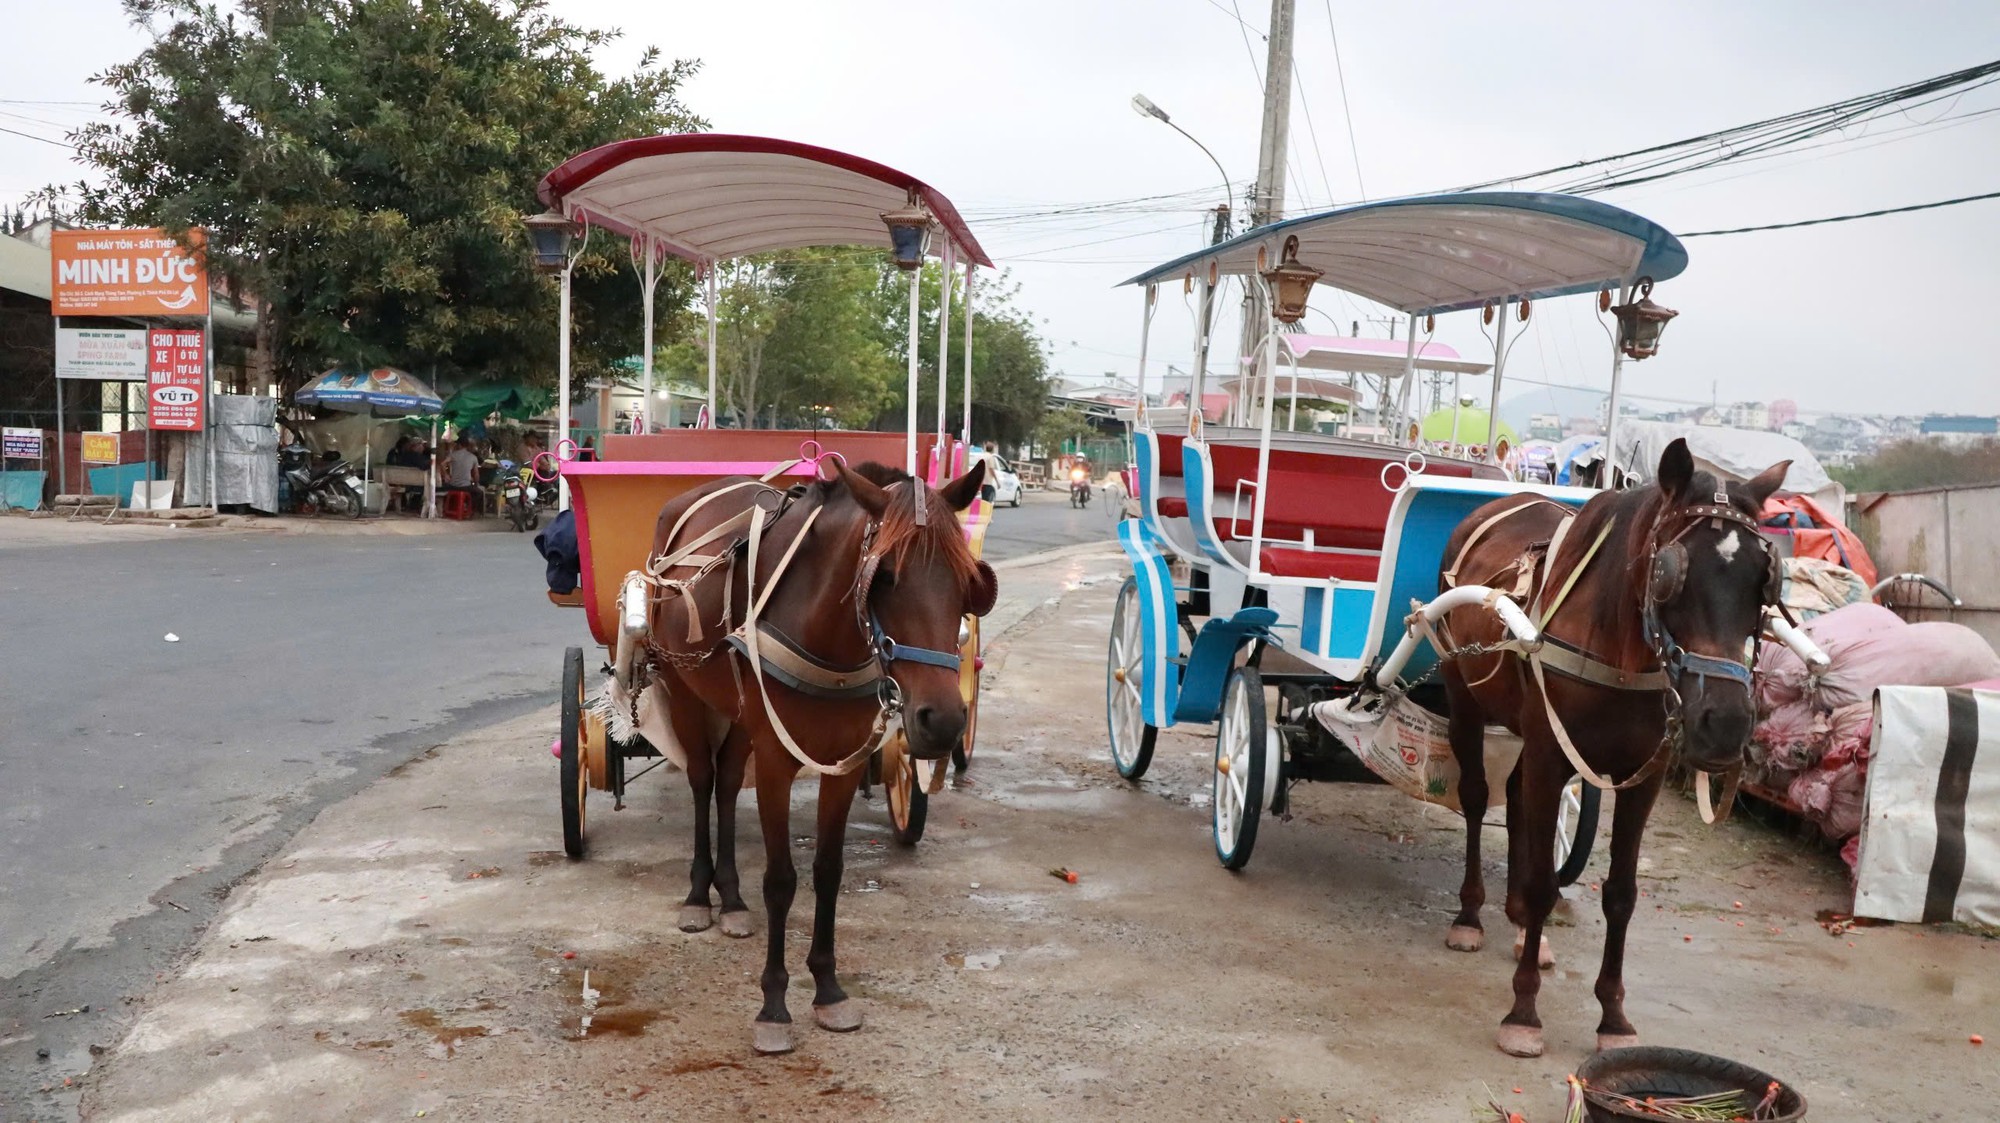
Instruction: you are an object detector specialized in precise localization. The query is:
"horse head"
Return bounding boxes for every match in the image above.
[837,461,999,761]
[1640,438,1789,773]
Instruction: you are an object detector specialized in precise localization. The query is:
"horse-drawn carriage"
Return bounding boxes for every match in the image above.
[1104,192,1836,1055]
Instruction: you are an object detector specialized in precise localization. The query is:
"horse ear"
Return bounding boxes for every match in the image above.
[1743,460,1791,510]
[966,561,998,617]
[939,463,984,512]
[837,462,892,517]
[1656,438,1694,501]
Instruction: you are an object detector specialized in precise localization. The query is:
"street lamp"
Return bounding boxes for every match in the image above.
[523,208,577,274]
[1132,93,1234,239]
[1610,277,1679,360]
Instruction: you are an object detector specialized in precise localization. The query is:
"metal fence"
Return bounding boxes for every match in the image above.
[1853,483,2000,649]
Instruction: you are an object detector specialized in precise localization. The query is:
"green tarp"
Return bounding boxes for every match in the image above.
[438,383,553,429]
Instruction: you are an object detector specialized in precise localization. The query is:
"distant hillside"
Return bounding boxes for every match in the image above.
[1498,384,1605,433]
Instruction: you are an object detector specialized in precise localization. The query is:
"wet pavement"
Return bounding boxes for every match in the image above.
[73,552,1998,1122]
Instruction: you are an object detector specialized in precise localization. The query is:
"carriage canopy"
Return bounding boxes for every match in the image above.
[1122,191,1686,316]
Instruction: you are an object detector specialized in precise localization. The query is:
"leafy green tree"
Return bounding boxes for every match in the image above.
[874,263,1053,447]
[1831,439,2000,493]
[1032,407,1096,456]
[48,0,703,392]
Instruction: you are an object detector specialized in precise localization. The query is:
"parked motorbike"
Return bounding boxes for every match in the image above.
[283,450,366,518]
[1068,464,1092,508]
[499,460,552,532]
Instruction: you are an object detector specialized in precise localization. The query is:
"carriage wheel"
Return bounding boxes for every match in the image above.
[884,734,929,846]
[1554,778,1601,887]
[559,646,587,859]
[1107,576,1158,780]
[952,615,979,774]
[1213,665,1278,870]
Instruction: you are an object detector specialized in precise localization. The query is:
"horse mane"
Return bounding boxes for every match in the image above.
[821,460,983,587]
[1570,467,1763,640]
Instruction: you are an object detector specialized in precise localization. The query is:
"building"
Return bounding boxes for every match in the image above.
[1768,399,1798,430]
[1725,401,1770,431]
[1919,415,2000,447]
[1527,412,1563,441]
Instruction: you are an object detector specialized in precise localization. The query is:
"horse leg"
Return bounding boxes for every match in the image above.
[1497,743,1563,1058]
[671,699,717,933]
[1594,775,1662,1051]
[1444,672,1489,953]
[807,769,867,1032]
[713,727,754,938]
[1502,764,1555,970]
[751,751,802,1055]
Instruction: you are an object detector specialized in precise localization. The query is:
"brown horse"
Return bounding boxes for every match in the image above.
[1436,438,1787,1057]
[643,459,995,1055]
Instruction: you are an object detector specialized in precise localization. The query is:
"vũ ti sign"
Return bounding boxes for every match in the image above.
[146,328,207,431]
[51,228,210,318]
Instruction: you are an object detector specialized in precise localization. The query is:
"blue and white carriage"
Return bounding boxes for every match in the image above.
[1105,192,1693,870]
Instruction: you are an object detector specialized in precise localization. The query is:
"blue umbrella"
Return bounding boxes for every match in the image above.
[296,367,444,418]
[296,368,445,516]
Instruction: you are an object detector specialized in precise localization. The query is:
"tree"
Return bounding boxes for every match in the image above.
[1032,406,1096,455]
[874,264,1053,447]
[47,0,703,392]
[1831,439,2000,493]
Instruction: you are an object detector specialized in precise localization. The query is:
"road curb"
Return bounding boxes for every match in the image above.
[990,539,1121,571]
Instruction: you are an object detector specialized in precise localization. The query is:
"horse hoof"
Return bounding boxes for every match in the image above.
[718,910,754,939]
[812,1000,863,1033]
[678,904,713,933]
[1512,930,1555,969]
[1597,1033,1641,1052]
[752,1021,795,1055]
[1446,925,1484,953]
[1496,1024,1545,1058]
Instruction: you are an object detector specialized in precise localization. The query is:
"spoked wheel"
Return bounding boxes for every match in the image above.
[1106,576,1158,780]
[1213,665,1279,870]
[1554,778,1601,887]
[952,615,979,774]
[883,734,928,846]
[560,646,587,859]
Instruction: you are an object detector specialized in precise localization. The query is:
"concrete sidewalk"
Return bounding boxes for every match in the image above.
[61,539,1999,1123]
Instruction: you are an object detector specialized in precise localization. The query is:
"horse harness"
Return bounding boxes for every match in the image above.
[636,469,963,777]
[1429,490,1781,815]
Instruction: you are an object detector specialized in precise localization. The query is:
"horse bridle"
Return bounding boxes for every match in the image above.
[850,498,965,723]
[1638,491,1781,704]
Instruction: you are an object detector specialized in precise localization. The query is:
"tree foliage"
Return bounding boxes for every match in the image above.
[873,263,1053,447]
[1830,439,2000,493]
[48,0,703,391]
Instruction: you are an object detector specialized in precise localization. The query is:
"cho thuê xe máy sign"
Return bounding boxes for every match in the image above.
[50,228,210,318]
[146,328,207,431]
[81,432,119,464]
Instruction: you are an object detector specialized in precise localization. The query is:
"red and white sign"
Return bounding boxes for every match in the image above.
[146,328,207,431]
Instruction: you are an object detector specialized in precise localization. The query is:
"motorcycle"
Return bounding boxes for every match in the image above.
[1068,464,1092,509]
[283,450,366,518]
[499,459,552,532]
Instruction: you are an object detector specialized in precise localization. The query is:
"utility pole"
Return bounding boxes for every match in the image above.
[1241,0,1295,362]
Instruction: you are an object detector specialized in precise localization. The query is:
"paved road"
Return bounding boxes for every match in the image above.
[0,491,1109,1109]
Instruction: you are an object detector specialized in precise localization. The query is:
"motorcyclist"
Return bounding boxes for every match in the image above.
[1068,455,1092,507]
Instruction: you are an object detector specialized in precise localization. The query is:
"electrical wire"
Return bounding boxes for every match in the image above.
[1322,0,1366,200]
[1291,61,1338,206]
[1678,188,2000,236]
[0,124,71,148]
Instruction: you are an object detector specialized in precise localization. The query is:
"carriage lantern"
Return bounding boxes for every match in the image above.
[1260,235,1323,324]
[881,194,934,271]
[523,208,578,274]
[1611,277,1678,360]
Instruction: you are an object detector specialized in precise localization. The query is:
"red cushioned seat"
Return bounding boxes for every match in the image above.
[1157,497,1188,518]
[1258,546,1381,582]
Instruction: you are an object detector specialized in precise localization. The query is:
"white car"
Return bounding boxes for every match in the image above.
[971,452,1023,508]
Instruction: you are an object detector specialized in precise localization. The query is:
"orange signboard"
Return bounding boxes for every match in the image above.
[81,432,120,464]
[50,228,210,318]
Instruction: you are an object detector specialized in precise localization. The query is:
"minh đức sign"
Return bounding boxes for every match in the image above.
[50,228,210,318]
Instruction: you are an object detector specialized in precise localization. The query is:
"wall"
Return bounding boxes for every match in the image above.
[1854,483,2000,649]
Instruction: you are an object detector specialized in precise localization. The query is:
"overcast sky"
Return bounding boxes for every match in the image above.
[8,1,1998,417]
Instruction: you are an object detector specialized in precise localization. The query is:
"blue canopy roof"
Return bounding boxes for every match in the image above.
[1122,191,1688,317]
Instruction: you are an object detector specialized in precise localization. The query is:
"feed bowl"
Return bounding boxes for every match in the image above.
[1575,1046,1806,1122]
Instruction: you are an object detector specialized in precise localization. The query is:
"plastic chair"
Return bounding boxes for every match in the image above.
[440,490,473,520]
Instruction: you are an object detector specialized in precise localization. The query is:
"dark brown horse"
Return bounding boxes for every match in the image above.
[643,460,995,1055]
[1437,438,1787,1057]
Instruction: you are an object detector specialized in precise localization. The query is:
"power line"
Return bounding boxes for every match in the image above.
[1290,61,1337,205]
[1322,0,1367,200]
[0,125,71,148]
[1678,188,2000,237]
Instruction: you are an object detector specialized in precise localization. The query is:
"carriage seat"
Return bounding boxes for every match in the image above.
[1157,496,1189,519]
[1257,546,1381,581]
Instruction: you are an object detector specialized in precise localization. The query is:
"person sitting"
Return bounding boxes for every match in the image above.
[442,438,483,511]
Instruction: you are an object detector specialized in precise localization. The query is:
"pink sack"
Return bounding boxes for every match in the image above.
[1757,602,1906,709]
[1810,622,2000,710]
